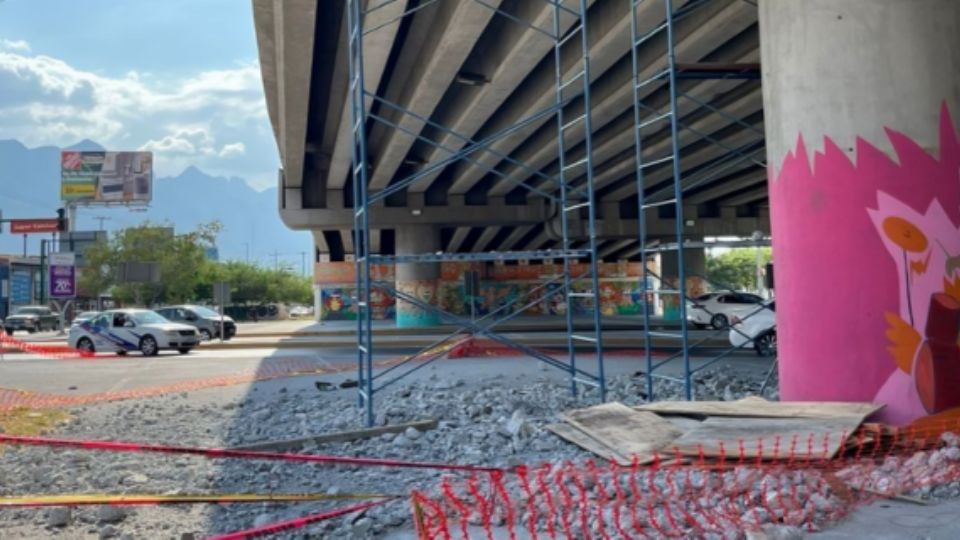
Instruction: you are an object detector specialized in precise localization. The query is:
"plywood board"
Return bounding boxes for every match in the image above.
[545,423,635,465]
[670,416,863,459]
[561,402,681,461]
[636,398,883,420]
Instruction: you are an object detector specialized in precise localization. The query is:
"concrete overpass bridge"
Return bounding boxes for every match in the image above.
[253,0,769,263]
[253,0,960,423]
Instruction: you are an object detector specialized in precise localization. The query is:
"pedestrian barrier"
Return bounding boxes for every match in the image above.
[410,423,960,539]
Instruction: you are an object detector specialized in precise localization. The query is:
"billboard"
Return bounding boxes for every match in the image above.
[61,151,153,203]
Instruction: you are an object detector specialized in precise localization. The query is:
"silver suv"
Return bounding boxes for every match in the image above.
[155,305,236,341]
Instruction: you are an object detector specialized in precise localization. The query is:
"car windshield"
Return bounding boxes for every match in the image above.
[14,307,43,315]
[191,306,221,318]
[129,311,169,325]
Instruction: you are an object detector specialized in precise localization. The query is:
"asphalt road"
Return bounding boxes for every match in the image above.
[0,341,772,399]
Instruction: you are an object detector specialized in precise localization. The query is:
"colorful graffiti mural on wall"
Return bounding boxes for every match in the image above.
[772,103,960,424]
[316,261,652,322]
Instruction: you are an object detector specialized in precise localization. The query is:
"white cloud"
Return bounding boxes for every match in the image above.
[140,125,217,156]
[0,47,277,188]
[219,142,246,158]
[0,39,30,52]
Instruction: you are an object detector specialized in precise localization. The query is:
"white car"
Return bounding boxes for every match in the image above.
[687,292,766,329]
[728,301,776,357]
[69,309,199,356]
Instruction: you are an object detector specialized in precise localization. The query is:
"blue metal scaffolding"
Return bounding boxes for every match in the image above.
[346,0,607,426]
[629,0,772,400]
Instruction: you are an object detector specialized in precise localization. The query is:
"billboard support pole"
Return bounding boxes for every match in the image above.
[39,239,46,305]
[22,234,26,257]
[67,203,77,234]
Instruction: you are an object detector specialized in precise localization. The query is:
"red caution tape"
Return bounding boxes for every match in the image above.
[0,333,94,360]
[206,499,390,540]
[0,434,501,473]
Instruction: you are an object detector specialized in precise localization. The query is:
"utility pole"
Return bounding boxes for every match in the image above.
[243,242,250,264]
[269,250,280,271]
[93,216,110,231]
[300,251,306,276]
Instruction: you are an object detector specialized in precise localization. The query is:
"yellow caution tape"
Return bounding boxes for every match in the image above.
[0,492,398,507]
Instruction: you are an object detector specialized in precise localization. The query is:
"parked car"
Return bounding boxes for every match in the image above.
[728,301,776,357]
[289,305,313,318]
[69,309,198,356]
[687,292,766,329]
[71,311,100,327]
[3,306,60,335]
[154,305,236,341]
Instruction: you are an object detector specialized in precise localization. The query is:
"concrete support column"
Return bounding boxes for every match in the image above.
[760,0,960,423]
[395,225,441,328]
[659,245,707,320]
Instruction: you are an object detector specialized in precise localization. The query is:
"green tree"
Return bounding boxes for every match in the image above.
[705,247,772,291]
[80,221,222,306]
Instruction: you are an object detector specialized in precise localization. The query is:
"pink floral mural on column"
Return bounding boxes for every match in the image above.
[771,103,960,424]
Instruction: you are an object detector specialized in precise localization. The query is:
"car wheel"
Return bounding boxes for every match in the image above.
[178,348,192,355]
[199,329,213,342]
[52,321,60,332]
[710,314,729,330]
[27,327,36,334]
[755,331,777,357]
[4,328,12,336]
[139,335,159,357]
[116,350,127,356]
[76,337,95,354]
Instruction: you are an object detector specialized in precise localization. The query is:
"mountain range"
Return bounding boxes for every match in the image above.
[0,139,312,269]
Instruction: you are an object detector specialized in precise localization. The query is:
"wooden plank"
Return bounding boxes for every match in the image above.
[230,419,438,451]
[561,402,681,461]
[670,416,863,459]
[662,415,704,432]
[545,423,634,465]
[636,398,883,420]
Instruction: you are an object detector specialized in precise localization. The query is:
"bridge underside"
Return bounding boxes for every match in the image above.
[254,0,768,262]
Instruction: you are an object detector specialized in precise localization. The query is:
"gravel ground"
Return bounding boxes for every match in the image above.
[19,356,951,540]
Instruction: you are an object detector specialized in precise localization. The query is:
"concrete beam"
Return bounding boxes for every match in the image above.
[340,229,354,256]
[366,0,504,191]
[326,0,410,190]
[311,230,330,255]
[447,227,471,252]
[473,226,501,252]
[408,1,593,193]
[683,168,767,205]
[252,0,317,190]
[280,201,549,230]
[719,187,768,207]
[500,225,535,251]
[370,229,382,255]
[598,238,634,259]
[597,214,769,238]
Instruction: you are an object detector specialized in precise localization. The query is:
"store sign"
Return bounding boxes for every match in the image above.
[10,219,59,234]
[49,252,76,299]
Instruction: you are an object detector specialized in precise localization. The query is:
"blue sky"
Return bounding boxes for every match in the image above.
[0,0,280,189]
